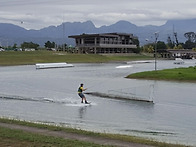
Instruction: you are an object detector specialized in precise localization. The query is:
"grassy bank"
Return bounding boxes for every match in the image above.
[0,127,102,147]
[126,66,196,82]
[0,118,187,147]
[0,51,153,66]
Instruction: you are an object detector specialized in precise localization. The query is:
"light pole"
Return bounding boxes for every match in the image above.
[154,32,159,71]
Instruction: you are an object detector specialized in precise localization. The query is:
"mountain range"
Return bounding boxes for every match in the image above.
[0,19,196,47]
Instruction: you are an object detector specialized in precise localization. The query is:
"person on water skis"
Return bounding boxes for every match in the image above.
[78,83,89,104]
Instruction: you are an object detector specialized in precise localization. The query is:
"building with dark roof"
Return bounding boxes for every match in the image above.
[69,33,138,54]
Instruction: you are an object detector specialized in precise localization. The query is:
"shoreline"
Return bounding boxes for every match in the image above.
[0,118,187,147]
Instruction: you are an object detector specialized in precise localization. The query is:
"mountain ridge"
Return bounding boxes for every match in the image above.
[0,19,196,47]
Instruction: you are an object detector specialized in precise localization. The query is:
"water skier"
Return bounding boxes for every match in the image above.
[78,83,89,104]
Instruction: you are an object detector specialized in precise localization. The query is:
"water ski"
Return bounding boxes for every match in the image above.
[81,100,91,104]
[82,102,91,105]
[85,102,91,104]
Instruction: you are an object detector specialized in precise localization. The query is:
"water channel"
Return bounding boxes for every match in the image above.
[0,60,196,146]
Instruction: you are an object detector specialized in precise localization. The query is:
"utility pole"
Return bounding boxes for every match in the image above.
[154,32,159,71]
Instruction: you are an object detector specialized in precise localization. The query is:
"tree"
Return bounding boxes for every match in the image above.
[44,41,55,48]
[157,41,167,49]
[147,45,154,53]
[57,43,67,51]
[157,41,167,53]
[132,38,140,47]
[184,32,196,49]
[143,44,154,53]
[21,42,39,49]
[173,44,183,49]
[13,43,17,49]
[174,32,179,46]
[184,40,195,49]
[167,36,174,49]
[184,32,196,43]
[132,38,141,53]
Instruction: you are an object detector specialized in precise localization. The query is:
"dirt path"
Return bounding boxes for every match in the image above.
[0,122,153,147]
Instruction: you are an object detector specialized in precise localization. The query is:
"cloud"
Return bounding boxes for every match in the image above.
[0,0,196,29]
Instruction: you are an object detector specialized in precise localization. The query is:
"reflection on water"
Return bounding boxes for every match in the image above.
[79,107,87,119]
[0,60,196,146]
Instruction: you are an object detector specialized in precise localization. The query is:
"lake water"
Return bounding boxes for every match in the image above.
[0,60,196,146]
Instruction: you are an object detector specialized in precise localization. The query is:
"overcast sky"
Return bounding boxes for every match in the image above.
[1,0,196,30]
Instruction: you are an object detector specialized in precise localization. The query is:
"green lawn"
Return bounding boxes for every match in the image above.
[0,126,105,147]
[126,66,196,82]
[0,51,153,65]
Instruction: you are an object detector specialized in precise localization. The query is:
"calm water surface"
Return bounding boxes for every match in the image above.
[0,60,196,146]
